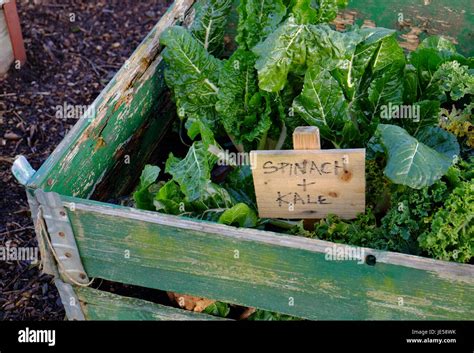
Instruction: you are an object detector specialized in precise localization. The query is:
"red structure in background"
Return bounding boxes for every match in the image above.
[3,0,26,65]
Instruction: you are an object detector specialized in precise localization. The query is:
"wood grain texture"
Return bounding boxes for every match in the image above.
[26,0,195,198]
[62,196,474,320]
[91,97,176,200]
[250,149,366,219]
[75,286,227,320]
[293,126,321,150]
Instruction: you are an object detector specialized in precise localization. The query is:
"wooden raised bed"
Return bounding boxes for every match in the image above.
[12,0,474,320]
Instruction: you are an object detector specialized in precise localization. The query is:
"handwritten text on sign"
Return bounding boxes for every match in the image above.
[250,150,366,219]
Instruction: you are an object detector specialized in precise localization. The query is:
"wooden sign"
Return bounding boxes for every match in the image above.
[250,127,365,219]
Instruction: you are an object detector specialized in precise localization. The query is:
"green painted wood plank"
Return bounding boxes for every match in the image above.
[26,0,195,198]
[75,286,227,321]
[91,98,176,200]
[62,196,474,320]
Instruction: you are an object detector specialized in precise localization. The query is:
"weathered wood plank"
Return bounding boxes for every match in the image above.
[62,196,474,320]
[75,286,227,321]
[26,0,195,198]
[91,98,176,200]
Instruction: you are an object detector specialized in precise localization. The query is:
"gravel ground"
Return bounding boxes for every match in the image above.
[0,0,171,321]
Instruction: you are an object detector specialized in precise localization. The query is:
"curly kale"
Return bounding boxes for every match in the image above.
[380,182,449,255]
[418,181,473,263]
[314,209,386,250]
[380,157,473,258]
[418,158,474,263]
[365,159,391,214]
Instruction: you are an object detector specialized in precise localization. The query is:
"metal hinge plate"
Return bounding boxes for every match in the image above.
[35,189,90,285]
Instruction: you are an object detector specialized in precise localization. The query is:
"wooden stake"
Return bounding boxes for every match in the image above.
[293,127,320,229]
[3,1,26,66]
[293,126,321,150]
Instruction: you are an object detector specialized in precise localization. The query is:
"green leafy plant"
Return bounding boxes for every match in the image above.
[129,0,474,322]
[440,104,474,149]
[372,124,459,189]
[379,181,450,255]
[135,0,473,285]
[215,49,272,148]
[218,203,257,227]
[314,209,386,250]
[247,309,301,321]
[133,165,161,211]
[161,26,221,126]
[190,0,233,56]
[418,181,473,263]
[202,301,231,317]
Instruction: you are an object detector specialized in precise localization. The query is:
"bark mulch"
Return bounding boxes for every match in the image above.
[0,0,171,321]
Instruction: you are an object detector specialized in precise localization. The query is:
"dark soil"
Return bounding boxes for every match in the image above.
[0,0,172,321]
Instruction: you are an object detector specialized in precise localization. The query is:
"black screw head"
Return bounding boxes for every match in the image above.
[365,254,376,266]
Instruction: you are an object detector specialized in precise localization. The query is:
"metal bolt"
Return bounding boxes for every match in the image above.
[365,254,376,266]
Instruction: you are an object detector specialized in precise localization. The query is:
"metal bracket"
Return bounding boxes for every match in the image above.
[11,155,36,186]
[28,190,57,276]
[11,156,58,275]
[54,279,86,321]
[35,189,90,285]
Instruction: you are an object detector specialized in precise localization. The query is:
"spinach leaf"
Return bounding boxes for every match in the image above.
[403,65,419,104]
[161,26,221,125]
[248,309,301,320]
[191,182,234,212]
[292,61,352,148]
[218,203,258,227]
[223,165,257,208]
[253,17,310,92]
[133,165,161,211]
[165,142,214,202]
[366,36,406,114]
[190,0,233,57]
[236,0,287,50]
[165,120,220,202]
[290,0,348,25]
[395,100,440,136]
[289,26,406,147]
[153,180,187,215]
[216,49,272,145]
[415,126,460,159]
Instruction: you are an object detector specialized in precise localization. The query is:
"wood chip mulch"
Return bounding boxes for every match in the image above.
[0,0,172,321]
